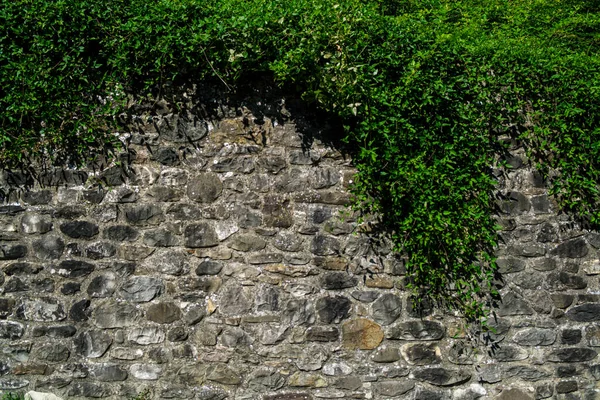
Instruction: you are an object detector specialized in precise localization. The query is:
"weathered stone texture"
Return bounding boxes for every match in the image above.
[1,95,600,400]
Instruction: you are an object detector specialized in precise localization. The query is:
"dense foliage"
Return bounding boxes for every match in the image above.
[1,0,599,322]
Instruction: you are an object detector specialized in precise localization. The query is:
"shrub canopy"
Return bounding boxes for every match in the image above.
[2,0,599,321]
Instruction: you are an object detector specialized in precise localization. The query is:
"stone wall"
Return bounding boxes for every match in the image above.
[1,91,600,400]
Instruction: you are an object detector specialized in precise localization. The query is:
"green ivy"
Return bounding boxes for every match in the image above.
[1,0,599,323]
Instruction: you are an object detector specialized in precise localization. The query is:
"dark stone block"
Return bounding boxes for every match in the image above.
[263,195,293,228]
[537,222,557,243]
[316,296,351,324]
[82,188,106,204]
[61,282,81,296]
[90,364,128,382]
[33,236,64,260]
[143,229,179,247]
[21,190,52,205]
[402,343,441,365]
[103,225,139,242]
[60,221,99,239]
[561,329,582,345]
[184,223,219,248]
[124,204,164,225]
[70,299,91,322]
[155,147,180,166]
[496,191,531,215]
[0,298,15,319]
[168,326,188,342]
[68,382,111,398]
[187,173,223,203]
[4,262,42,276]
[504,365,551,381]
[0,243,27,260]
[32,325,77,338]
[306,326,339,342]
[556,366,578,378]
[311,234,340,256]
[496,257,526,273]
[547,348,597,362]
[0,205,25,215]
[39,170,88,186]
[351,291,380,303]
[0,321,25,339]
[196,260,223,276]
[566,304,600,321]
[388,320,444,340]
[412,367,471,387]
[372,293,403,326]
[4,277,29,292]
[556,381,578,394]
[55,260,95,278]
[550,237,588,258]
[147,302,182,324]
[497,292,534,316]
[407,296,433,318]
[166,203,202,220]
[552,294,574,308]
[320,272,358,290]
[146,186,182,202]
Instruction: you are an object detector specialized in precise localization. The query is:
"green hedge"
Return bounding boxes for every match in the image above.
[1,0,599,323]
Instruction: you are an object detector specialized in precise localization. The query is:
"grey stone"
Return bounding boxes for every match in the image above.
[21,214,53,234]
[556,365,578,377]
[556,380,577,394]
[187,173,223,203]
[119,276,163,302]
[509,244,546,257]
[497,292,534,316]
[182,305,205,325]
[84,241,117,259]
[146,185,182,202]
[497,191,530,215]
[102,225,139,242]
[87,272,117,297]
[372,293,402,325]
[32,236,64,260]
[311,234,340,256]
[144,250,189,275]
[124,204,164,225]
[166,203,202,220]
[316,296,351,324]
[284,299,315,326]
[537,222,557,243]
[0,298,15,319]
[130,363,163,380]
[351,291,380,303]
[492,345,528,362]
[53,260,95,278]
[547,347,597,362]
[184,223,219,248]
[168,327,189,342]
[212,156,255,173]
[35,343,70,362]
[0,321,25,339]
[496,257,526,274]
[59,221,99,239]
[495,388,534,400]
[143,229,179,247]
[388,320,444,340]
[374,380,415,397]
[90,364,128,381]
[196,260,223,275]
[567,304,600,321]
[372,347,401,363]
[3,262,42,275]
[562,329,582,344]
[512,328,556,346]
[273,232,304,252]
[74,330,112,358]
[535,383,554,399]
[228,234,267,252]
[550,237,588,258]
[532,258,556,271]
[22,190,52,205]
[412,367,470,387]
[306,326,339,342]
[313,168,340,189]
[94,300,140,328]
[207,364,242,385]
[263,195,293,228]
[256,286,281,312]
[220,285,254,316]
[448,341,474,365]
[0,243,27,260]
[32,325,76,338]
[547,271,587,290]
[249,368,286,391]
[248,253,283,264]
[401,343,441,365]
[68,382,111,398]
[147,302,182,324]
[320,272,358,290]
[128,327,165,345]
[0,377,29,390]
[70,299,91,322]
[263,394,312,400]
[503,366,551,381]
[17,298,66,321]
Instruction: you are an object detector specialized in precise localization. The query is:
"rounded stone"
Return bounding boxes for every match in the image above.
[146,302,182,324]
[187,173,223,203]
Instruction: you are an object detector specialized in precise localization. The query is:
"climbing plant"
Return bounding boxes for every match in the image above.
[1,0,599,323]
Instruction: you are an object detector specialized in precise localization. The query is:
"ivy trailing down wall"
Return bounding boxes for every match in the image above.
[1,0,599,321]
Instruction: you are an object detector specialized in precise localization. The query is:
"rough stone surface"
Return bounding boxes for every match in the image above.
[2,96,600,400]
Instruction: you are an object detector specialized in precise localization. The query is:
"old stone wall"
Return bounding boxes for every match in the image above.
[1,92,600,400]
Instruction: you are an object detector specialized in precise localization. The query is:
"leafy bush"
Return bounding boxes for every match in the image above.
[1,0,599,323]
